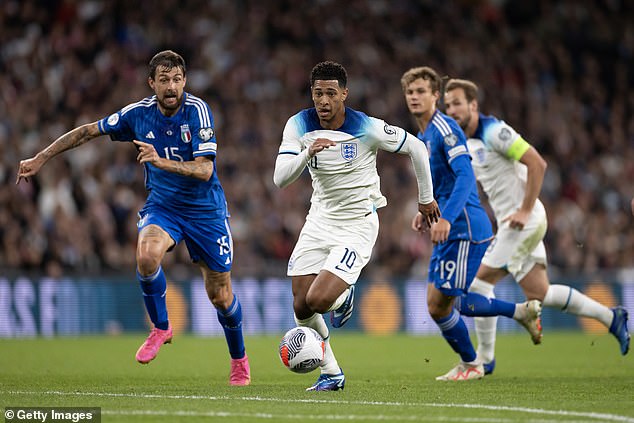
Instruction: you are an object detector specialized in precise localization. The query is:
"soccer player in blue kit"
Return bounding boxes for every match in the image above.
[16,50,251,386]
[401,66,543,381]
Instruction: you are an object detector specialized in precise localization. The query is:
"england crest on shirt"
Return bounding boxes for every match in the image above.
[341,142,358,161]
[180,124,192,143]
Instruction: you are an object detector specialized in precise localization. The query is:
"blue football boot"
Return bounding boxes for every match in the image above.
[609,306,630,355]
[306,368,345,391]
[483,358,496,375]
[330,286,355,328]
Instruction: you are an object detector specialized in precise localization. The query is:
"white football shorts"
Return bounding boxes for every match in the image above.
[287,212,379,285]
[481,202,548,282]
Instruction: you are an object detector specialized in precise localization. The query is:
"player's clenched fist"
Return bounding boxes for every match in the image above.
[418,200,440,229]
[16,156,45,184]
[308,138,336,157]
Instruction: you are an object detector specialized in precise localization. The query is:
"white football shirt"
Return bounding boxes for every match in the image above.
[466,115,544,220]
[274,107,433,222]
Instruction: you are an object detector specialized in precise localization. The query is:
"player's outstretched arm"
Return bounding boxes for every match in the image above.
[398,132,437,220]
[16,122,101,184]
[133,140,213,181]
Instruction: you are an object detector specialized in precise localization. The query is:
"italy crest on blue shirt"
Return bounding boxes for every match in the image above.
[180,124,192,143]
[341,142,357,161]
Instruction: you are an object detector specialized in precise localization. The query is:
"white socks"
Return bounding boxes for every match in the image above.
[295,313,340,374]
[327,288,350,312]
[469,278,497,363]
[543,284,612,327]
[469,280,614,364]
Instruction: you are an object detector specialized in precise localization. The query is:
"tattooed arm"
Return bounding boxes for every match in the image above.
[16,122,102,184]
[133,140,213,181]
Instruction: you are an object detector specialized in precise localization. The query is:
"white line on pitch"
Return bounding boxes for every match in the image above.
[3,390,634,422]
[104,410,606,423]
[104,409,514,421]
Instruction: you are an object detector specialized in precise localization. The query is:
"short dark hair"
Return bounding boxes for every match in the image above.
[148,50,186,80]
[400,66,442,94]
[445,79,479,102]
[310,61,347,88]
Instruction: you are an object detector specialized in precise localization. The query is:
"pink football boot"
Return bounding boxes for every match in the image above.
[229,355,251,386]
[136,326,173,364]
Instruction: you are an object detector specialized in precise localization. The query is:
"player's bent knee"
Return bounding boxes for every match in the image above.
[519,267,549,301]
[136,254,161,276]
[209,293,232,310]
[305,292,330,314]
[427,301,452,320]
[204,270,233,308]
[521,286,547,302]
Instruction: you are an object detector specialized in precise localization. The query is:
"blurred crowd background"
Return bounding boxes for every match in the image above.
[1,0,633,281]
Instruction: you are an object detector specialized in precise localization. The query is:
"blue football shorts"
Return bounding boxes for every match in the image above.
[137,205,233,272]
[428,239,490,296]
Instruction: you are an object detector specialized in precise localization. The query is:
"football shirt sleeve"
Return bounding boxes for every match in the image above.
[369,117,408,153]
[273,116,311,188]
[395,132,434,204]
[485,121,529,161]
[98,107,135,141]
[369,117,434,203]
[441,129,474,224]
[190,99,217,159]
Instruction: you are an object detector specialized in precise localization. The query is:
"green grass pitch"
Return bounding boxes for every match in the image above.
[2,331,632,422]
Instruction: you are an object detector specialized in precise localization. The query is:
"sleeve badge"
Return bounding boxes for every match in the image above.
[499,127,512,141]
[107,113,119,126]
[444,133,458,147]
[199,127,214,141]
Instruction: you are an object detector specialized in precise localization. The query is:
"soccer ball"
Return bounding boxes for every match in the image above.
[279,326,325,373]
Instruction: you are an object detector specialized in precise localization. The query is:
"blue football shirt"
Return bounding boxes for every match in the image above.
[98,92,227,218]
[418,110,492,242]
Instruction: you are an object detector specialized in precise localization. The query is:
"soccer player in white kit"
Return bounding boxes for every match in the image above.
[444,78,630,373]
[274,61,440,391]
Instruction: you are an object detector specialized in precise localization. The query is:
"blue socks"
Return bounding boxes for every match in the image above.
[217,294,246,359]
[138,266,245,360]
[434,309,476,362]
[456,292,515,318]
[137,266,169,330]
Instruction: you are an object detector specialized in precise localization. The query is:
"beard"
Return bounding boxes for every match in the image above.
[457,113,470,131]
[158,93,182,111]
